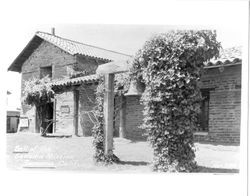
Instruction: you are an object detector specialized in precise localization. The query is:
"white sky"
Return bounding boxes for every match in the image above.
[1,1,247,109]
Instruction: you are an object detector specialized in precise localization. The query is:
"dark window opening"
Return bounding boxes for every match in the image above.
[198,89,210,132]
[44,102,54,134]
[40,66,52,79]
[7,117,11,131]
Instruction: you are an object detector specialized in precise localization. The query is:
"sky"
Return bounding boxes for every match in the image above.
[1,1,248,110]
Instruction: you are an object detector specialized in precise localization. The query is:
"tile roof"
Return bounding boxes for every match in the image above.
[51,74,99,88]
[51,46,242,88]
[206,46,242,67]
[36,31,132,62]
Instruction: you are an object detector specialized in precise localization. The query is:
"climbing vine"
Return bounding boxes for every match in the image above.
[92,76,120,164]
[130,30,221,172]
[22,76,55,136]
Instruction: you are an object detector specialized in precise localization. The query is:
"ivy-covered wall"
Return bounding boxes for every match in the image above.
[116,64,241,145]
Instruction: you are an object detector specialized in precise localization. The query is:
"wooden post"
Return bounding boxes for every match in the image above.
[104,74,115,155]
[119,95,126,138]
[73,90,79,136]
[35,107,40,133]
[53,99,56,133]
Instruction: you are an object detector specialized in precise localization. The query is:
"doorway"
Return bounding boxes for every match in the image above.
[44,102,54,134]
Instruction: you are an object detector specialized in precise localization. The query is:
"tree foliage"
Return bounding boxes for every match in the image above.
[130,30,221,172]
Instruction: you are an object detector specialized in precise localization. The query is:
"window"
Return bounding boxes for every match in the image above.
[40,66,52,79]
[198,89,210,132]
[7,117,11,131]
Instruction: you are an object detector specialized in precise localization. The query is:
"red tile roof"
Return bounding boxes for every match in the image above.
[8,32,132,72]
[36,31,132,62]
[51,46,242,88]
[8,29,241,73]
[51,74,99,88]
[206,46,242,67]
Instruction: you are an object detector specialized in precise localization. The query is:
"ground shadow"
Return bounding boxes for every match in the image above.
[118,160,149,166]
[197,166,239,173]
[42,135,72,138]
[194,141,239,146]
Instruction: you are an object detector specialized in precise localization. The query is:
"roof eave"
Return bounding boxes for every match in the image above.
[75,53,112,63]
[204,62,241,69]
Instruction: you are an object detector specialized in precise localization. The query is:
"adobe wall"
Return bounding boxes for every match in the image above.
[124,96,146,140]
[20,41,104,135]
[121,64,241,145]
[54,91,74,135]
[21,40,76,132]
[75,56,105,75]
[114,95,145,141]
[78,84,97,136]
[196,65,241,144]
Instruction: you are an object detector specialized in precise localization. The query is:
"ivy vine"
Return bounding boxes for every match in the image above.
[130,30,221,172]
[92,76,120,164]
[22,76,55,136]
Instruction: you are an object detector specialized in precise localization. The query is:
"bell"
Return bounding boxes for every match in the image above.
[125,80,145,96]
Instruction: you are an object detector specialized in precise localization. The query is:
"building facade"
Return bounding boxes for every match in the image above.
[8,31,242,145]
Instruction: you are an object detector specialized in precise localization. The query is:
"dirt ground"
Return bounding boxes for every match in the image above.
[6,132,239,173]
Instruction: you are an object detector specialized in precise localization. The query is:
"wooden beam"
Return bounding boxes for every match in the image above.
[103,74,115,155]
[96,60,132,75]
[119,95,126,138]
[73,90,79,136]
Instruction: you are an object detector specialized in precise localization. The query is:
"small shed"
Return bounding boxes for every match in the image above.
[6,110,20,133]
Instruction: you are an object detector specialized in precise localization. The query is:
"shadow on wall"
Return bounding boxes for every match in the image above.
[79,84,97,136]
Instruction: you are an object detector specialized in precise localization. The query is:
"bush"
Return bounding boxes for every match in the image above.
[130,30,221,172]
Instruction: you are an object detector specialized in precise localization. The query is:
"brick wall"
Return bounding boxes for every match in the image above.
[78,84,97,136]
[125,96,146,140]
[115,64,241,145]
[19,39,241,144]
[196,65,241,144]
[20,40,104,135]
[21,40,76,132]
[75,56,105,75]
[114,95,146,141]
[55,91,74,135]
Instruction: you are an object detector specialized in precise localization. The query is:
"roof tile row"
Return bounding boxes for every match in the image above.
[51,74,99,87]
[36,31,132,62]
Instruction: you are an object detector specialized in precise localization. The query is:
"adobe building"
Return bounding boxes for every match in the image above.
[8,30,241,145]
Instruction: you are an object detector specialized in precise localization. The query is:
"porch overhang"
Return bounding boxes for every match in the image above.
[96,59,132,75]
